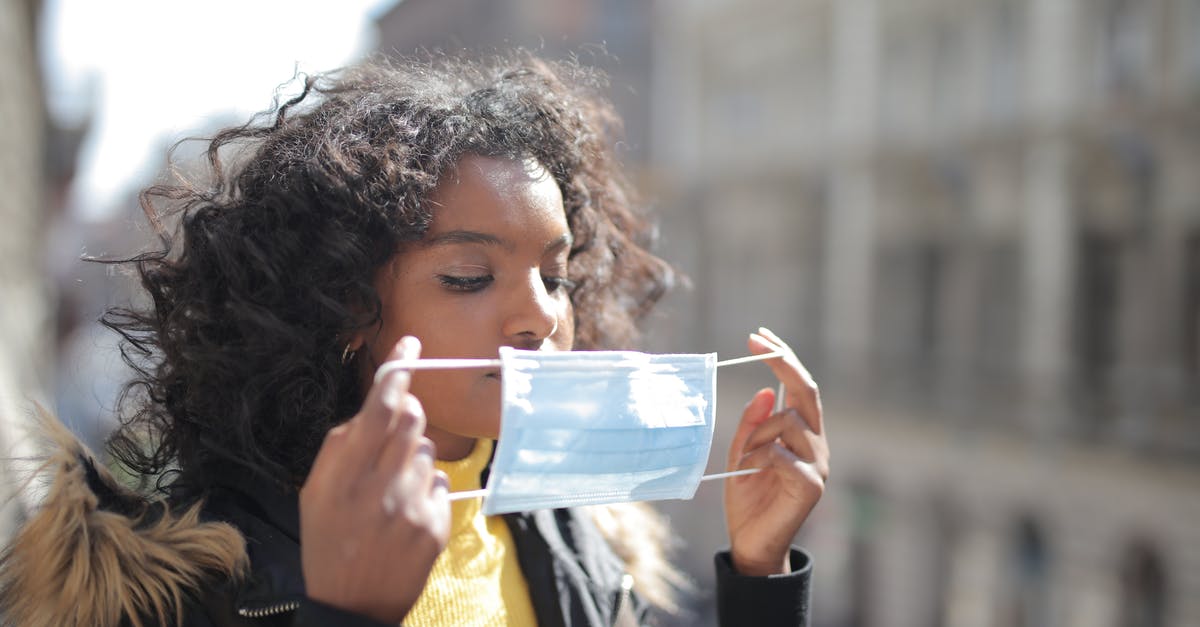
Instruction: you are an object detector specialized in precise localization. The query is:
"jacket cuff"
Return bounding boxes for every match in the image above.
[714,547,812,627]
[292,598,396,627]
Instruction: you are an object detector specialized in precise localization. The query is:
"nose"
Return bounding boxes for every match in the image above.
[501,271,559,346]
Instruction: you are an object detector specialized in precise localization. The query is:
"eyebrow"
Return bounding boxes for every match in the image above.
[424,230,574,254]
[425,230,511,251]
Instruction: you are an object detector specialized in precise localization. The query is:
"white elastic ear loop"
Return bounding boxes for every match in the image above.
[372,350,787,384]
[373,358,502,385]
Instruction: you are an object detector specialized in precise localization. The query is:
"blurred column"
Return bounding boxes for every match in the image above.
[648,0,704,352]
[824,0,879,382]
[1054,524,1118,627]
[1172,549,1200,627]
[0,0,50,538]
[1020,0,1080,434]
[873,486,938,627]
[943,509,1003,627]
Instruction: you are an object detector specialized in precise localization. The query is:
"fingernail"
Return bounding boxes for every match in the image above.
[414,440,435,463]
[432,472,450,493]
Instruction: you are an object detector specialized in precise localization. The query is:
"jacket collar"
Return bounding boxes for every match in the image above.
[202,466,305,613]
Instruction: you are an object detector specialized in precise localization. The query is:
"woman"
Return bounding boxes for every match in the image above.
[0,51,828,626]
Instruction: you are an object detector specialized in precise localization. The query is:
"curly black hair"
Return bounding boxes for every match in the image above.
[103,51,675,491]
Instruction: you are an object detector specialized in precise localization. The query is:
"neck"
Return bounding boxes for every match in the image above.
[424,424,477,461]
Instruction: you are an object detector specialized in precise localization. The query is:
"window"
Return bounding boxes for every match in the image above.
[1183,230,1200,378]
[1102,0,1154,97]
[932,22,968,130]
[977,241,1021,417]
[1074,231,1123,402]
[1180,0,1200,87]
[873,241,945,403]
[987,0,1024,122]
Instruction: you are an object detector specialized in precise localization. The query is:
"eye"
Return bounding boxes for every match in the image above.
[542,276,577,293]
[438,274,493,292]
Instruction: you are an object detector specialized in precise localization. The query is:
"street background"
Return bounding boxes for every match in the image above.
[2,0,1198,625]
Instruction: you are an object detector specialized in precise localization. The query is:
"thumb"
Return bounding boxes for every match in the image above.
[727,387,775,471]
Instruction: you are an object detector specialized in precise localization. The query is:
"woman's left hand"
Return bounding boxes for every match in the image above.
[724,327,830,577]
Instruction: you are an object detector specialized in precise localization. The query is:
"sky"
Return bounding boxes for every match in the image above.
[41,0,398,220]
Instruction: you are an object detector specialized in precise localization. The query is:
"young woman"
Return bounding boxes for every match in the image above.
[0,52,829,626]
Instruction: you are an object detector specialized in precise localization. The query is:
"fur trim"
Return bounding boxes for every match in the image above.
[589,502,692,613]
[0,408,247,627]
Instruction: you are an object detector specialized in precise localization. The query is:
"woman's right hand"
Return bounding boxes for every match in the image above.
[299,336,449,624]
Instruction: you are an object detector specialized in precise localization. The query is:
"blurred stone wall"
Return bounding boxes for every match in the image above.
[653,0,1200,626]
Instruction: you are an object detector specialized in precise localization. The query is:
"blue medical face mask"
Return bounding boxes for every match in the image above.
[481,347,718,515]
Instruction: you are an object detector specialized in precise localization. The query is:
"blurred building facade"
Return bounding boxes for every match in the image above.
[654,1,1200,626]
[375,0,655,168]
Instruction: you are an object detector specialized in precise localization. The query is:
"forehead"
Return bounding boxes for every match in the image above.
[427,155,566,232]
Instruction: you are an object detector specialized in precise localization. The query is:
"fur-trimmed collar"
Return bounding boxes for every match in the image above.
[0,411,247,627]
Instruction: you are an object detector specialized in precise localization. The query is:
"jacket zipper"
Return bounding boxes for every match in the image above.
[612,573,637,627]
[237,600,301,618]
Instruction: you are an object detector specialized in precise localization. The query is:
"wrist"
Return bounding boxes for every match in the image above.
[731,549,791,577]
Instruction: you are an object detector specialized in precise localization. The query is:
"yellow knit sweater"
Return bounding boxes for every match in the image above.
[404,439,538,627]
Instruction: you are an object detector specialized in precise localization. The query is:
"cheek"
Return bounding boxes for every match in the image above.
[410,367,504,437]
[556,299,576,350]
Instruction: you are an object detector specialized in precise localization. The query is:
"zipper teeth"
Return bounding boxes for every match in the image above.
[612,572,635,623]
[237,600,300,618]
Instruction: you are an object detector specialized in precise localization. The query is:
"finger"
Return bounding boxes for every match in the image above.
[427,471,451,543]
[743,408,818,461]
[373,394,428,475]
[743,411,830,483]
[349,337,423,469]
[737,442,825,494]
[431,470,449,499]
[379,438,436,521]
[748,330,823,434]
[304,423,353,495]
[733,439,775,473]
[727,388,775,471]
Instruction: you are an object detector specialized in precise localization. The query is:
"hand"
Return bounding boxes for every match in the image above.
[724,328,830,577]
[300,336,450,623]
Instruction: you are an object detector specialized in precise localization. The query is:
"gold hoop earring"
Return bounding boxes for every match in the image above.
[341,344,357,365]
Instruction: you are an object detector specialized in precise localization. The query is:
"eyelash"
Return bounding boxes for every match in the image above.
[543,276,577,293]
[438,275,493,292]
[437,274,577,294]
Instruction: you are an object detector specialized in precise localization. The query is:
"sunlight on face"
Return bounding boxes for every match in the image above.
[366,155,576,460]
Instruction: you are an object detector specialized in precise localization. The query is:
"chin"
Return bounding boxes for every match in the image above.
[457,405,502,442]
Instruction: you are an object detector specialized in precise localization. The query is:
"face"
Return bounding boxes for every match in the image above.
[362,154,576,460]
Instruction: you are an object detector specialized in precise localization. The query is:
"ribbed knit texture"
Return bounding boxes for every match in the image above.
[404,439,538,627]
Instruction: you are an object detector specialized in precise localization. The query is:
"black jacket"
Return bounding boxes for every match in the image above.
[0,421,812,627]
[192,470,813,627]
